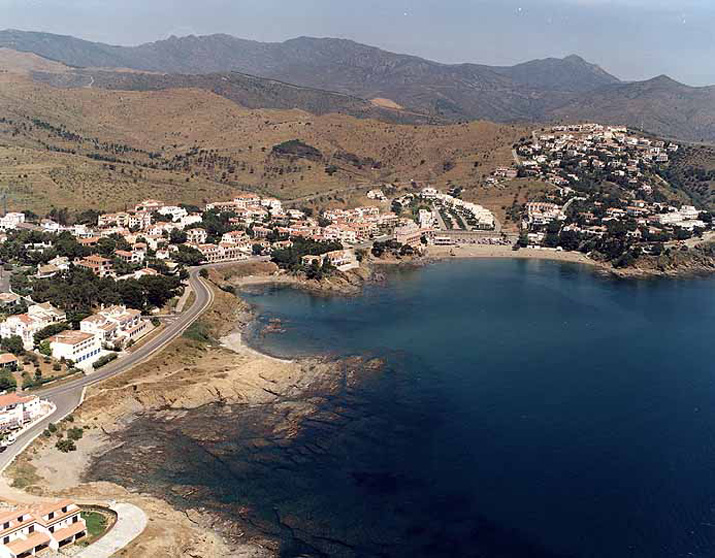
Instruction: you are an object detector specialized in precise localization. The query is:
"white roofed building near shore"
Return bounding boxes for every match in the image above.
[80,305,151,349]
[47,331,101,366]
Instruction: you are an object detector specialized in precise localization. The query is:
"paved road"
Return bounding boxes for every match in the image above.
[0,263,224,472]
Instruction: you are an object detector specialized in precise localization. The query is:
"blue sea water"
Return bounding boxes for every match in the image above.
[239,259,715,558]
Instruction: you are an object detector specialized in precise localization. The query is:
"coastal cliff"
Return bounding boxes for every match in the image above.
[605,242,715,278]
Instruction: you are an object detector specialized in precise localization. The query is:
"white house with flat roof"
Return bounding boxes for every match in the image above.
[46,331,101,365]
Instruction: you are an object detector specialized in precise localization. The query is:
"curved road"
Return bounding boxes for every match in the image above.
[0,264,224,472]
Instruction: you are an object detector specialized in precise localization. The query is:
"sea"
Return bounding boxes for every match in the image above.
[90,259,715,558]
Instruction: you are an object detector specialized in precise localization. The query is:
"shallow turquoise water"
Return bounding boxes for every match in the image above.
[239,259,715,557]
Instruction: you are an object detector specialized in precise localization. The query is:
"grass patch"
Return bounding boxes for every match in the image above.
[182,321,212,344]
[183,290,196,311]
[81,511,109,538]
[7,460,41,490]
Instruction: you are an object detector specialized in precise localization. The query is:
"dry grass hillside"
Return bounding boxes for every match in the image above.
[0,47,70,74]
[0,72,533,213]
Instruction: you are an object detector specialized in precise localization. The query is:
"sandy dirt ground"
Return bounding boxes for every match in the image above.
[427,244,596,265]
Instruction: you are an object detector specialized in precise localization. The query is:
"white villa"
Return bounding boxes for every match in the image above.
[80,305,150,349]
[0,393,47,432]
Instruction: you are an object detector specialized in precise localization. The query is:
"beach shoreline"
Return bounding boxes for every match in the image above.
[425,244,597,265]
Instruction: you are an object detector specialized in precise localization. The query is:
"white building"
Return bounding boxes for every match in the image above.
[47,331,101,365]
[261,198,283,213]
[158,205,188,222]
[186,228,208,244]
[80,306,150,349]
[179,214,203,229]
[0,394,46,432]
[0,499,87,557]
[0,303,66,351]
[0,213,25,231]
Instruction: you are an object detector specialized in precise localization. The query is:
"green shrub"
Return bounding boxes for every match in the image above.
[92,353,118,370]
[67,427,84,441]
[182,321,211,344]
[55,439,76,453]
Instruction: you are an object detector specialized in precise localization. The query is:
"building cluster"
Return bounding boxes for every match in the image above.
[523,196,709,249]
[511,123,678,194]
[0,499,87,557]
[379,187,499,249]
[0,298,151,368]
[479,123,715,252]
[419,187,496,230]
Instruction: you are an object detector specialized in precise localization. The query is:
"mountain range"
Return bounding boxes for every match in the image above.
[1,29,715,142]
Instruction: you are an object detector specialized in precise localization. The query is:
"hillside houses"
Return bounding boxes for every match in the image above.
[514,124,679,194]
[0,303,66,351]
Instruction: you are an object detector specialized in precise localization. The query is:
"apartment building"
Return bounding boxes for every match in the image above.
[80,305,149,349]
[47,331,101,365]
[76,255,114,278]
[0,499,87,557]
[191,243,246,263]
[0,394,45,432]
[186,228,208,244]
[0,303,66,351]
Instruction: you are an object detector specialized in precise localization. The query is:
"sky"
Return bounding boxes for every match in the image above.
[1,0,714,85]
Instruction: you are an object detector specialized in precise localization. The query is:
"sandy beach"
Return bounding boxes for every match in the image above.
[427,244,596,265]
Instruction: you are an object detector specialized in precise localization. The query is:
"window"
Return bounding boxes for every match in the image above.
[28,525,34,534]
[72,516,78,523]
[48,512,54,520]
[2,536,8,544]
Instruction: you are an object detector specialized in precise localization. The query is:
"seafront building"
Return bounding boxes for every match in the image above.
[80,305,151,349]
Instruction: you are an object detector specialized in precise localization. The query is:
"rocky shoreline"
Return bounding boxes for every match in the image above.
[3,271,385,557]
[5,254,715,556]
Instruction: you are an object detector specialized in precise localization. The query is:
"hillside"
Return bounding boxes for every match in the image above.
[491,55,620,92]
[5,29,715,143]
[551,76,715,144]
[32,69,435,124]
[0,30,620,122]
[0,72,527,214]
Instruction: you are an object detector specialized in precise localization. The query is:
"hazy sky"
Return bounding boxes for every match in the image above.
[2,0,714,85]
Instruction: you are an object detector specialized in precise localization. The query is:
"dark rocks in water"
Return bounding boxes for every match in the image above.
[83,356,566,558]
